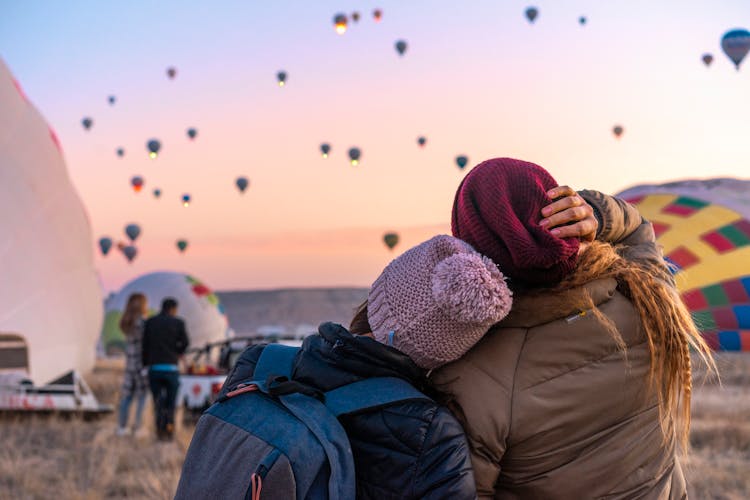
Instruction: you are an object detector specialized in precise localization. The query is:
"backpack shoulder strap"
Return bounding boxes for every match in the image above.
[254,344,299,382]
[324,376,432,417]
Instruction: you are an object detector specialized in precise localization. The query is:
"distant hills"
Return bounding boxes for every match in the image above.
[217,287,368,335]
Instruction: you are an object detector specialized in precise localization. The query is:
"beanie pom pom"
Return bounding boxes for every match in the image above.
[432,253,513,325]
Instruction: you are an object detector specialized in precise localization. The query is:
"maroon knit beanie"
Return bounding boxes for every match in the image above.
[451,157,580,287]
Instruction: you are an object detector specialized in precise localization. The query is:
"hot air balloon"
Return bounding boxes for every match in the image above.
[99,237,113,256]
[702,54,714,67]
[131,176,144,192]
[612,125,624,138]
[236,176,249,193]
[333,13,348,34]
[417,136,427,148]
[395,40,408,56]
[116,147,124,157]
[455,155,468,170]
[125,223,141,242]
[383,232,399,250]
[579,16,587,26]
[525,7,539,24]
[617,178,750,351]
[277,71,287,87]
[81,117,93,131]
[352,12,360,22]
[373,9,382,22]
[177,240,188,253]
[348,147,361,166]
[122,245,137,263]
[721,29,750,70]
[187,127,198,140]
[182,194,191,207]
[108,95,116,105]
[320,143,331,158]
[147,139,161,159]
[153,188,162,198]
[167,67,177,79]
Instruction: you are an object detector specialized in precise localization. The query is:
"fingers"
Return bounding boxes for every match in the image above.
[549,218,598,241]
[546,185,577,200]
[539,187,599,241]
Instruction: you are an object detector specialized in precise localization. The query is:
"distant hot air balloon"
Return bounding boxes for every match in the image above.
[351,11,360,23]
[455,155,468,170]
[131,176,144,192]
[277,71,287,87]
[99,237,113,256]
[81,117,93,131]
[333,13,348,35]
[373,9,382,22]
[116,147,124,157]
[236,176,249,193]
[721,29,750,70]
[187,127,198,140]
[122,245,138,263]
[612,125,624,138]
[176,240,188,253]
[147,139,161,159]
[417,136,427,148]
[153,188,162,198]
[320,143,331,158]
[525,7,539,24]
[579,16,587,26]
[182,194,191,207]
[702,53,714,67]
[395,40,408,56]
[167,67,177,79]
[348,147,361,166]
[125,224,141,242]
[108,95,116,105]
[383,232,399,251]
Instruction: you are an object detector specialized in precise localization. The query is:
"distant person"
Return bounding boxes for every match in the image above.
[142,297,189,441]
[116,292,149,437]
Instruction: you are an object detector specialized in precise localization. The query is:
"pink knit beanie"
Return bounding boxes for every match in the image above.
[367,235,513,370]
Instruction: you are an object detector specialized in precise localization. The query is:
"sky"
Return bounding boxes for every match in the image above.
[2,1,749,292]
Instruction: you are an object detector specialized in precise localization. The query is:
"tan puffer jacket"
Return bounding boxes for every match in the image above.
[432,191,686,499]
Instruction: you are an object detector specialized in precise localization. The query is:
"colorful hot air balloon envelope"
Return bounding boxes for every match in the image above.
[122,245,138,263]
[525,7,539,23]
[116,147,124,157]
[320,143,331,158]
[147,139,161,159]
[417,136,427,148]
[236,176,249,193]
[373,9,382,22]
[579,16,587,26]
[702,54,714,67]
[351,11,360,23]
[177,240,188,253]
[395,40,408,56]
[153,188,162,198]
[99,237,113,256]
[455,155,469,170]
[131,176,144,192]
[125,224,141,242]
[333,13,348,34]
[167,67,177,79]
[612,125,624,138]
[277,71,287,87]
[383,232,399,250]
[187,127,198,140]
[721,29,750,70]
[108,95,116,105]
[81,117,93,130]
[348,147,361,166]
[182,194,191,207]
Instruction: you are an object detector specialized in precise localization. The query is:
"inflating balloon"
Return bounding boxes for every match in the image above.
[395,40,408,56]
[320,143,331,158]
[147,139,161,159]
[116,147,124,157]
[81,117,93,131]
[131,176,144,192]
[373,9,382,22]
[187,127,198,140]
[99,237,113,256]
[702,54,714,67]
[383,232,399,250]
[125,224,141,242]
[721,29,750,70]
[122,245,137,263]
[236,176,249,193]
[177,240,188,253]
[525,7,538,24]
[277,71,287,87]
[108,95,116,105]
[348,147,361,166]
[182,194,191,207]
[579,16,587,26]
[417,136,427,148]
[333,13,348,34]
[455,155,468,170]
[153,188,162,198]
[612,125,624,138]
[167,67,177,79]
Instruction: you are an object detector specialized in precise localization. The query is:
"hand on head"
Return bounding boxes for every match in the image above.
[540,185,597,250]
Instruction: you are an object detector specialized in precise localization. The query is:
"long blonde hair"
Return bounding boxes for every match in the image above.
[535,241,716,451]
[119,293,148,336]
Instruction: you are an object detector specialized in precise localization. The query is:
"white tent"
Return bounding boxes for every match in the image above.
[0,59,103,383]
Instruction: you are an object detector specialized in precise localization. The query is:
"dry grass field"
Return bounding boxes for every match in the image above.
[0,354,747,499]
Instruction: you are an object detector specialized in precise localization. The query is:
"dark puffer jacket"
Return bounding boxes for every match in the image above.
[223,322,477,500]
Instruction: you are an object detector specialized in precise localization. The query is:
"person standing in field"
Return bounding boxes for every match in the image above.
[142,297,189,441]
[116,292,149,437]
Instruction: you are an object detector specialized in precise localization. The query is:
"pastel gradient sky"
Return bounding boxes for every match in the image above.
[2,1,749,291]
